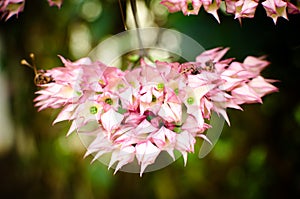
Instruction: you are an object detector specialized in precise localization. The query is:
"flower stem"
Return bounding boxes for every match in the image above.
[118,0,127,30]
[129,0,147,58]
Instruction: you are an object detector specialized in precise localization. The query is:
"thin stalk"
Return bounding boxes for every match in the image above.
[129,0,147,58]
[118,0,127,30]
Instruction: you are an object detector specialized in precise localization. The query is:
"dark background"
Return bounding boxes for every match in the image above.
[1,0,300,198]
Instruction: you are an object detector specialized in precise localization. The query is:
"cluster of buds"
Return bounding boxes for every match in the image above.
[160,0,300,23]
[0,0,62,20]
[33,47,278,175]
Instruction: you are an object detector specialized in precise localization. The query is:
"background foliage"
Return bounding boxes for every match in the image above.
[1,0,300,198]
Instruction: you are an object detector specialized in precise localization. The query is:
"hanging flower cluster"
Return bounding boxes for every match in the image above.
[34,47,278,175]
[0,0,62,20]
[160,0,300,23]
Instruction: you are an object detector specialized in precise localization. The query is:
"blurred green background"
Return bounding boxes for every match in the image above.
[1,0,300,198]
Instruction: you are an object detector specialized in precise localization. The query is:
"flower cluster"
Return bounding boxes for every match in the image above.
[34,47,278,175]
[160,0,300,23]
[0,0,62,20]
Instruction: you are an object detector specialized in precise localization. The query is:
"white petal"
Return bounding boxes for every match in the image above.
[101,109,124,133]
[135,141,161,176]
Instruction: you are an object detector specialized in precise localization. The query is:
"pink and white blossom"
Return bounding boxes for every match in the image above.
[262,0,288,23]
[0,0,24,20]
[181,0,202,16]
[160,0,299,24]
[47,0,63,8]
[202,0,221,23]
[0,0,62,20]
[34,47,277,175]
[234,0,259,20]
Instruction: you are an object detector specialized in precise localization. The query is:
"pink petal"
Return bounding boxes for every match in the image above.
[231,83,262,104]
[48,0,63,8]
[133,119,158,135]
[100,109,124,133]
[262,0,288,24]
[160,0,182,13]
[235,0,259,19]
[109,146,135,174]
[158,102,182,123]
[287,2,300,14]
[181,0,202,16]
[135,141,161,176]
[248,76,278,97]
[84,131,112,159]
[196,47,229,63]
[202,0,221,23]
[175,131,196,166]
[151,126,177,148]
[182,115,211,134]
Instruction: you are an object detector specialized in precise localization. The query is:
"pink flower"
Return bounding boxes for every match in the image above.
[242,56,270,76]
[175,131,196,165]
[181,0,202,16]
[133,119,158,136]
[54,94,103,135]
[160,0,299,23]
[100,109,124,134]
[181,115,211,135]
[196,47,230,64]
[34,49,278,175]
[97,91,120,112]
[0,0,25,20]
[234,0,259,20]
[262,0,288,23]
[109,146,136,174]
[160,0,183,13]
[47,0,63,8]
[202,0,221,23]
[84,129,114,160]
[183,85,212,126]
[139,84,164,115]
[136,140,161,176]
[225,0,238,14]
[1,0,62,20]
[34,57,95,111]
[231,83,262,104]
[158,88,182,123]
[192,47,277,125]
[248,76,278,97]
[287,2,300,14]
[150,126,177,159]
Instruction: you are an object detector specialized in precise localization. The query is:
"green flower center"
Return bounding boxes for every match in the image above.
[105,98,113,105]
[187,97,194,105]
[99,79,105,86]
[157,83,164,91]
[90,106,98,114]
[76,91,82,96]
[174,88,179,95]
[152,95,157,103]
[117,84,125,90]
[129,81,135,87]
[146,115,154,121]
[187,2,194,11]
[173,126,181,133]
